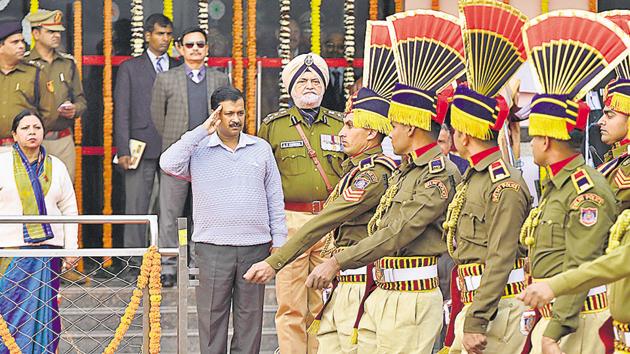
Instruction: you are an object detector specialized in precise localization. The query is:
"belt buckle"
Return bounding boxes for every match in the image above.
[312,201,322,214]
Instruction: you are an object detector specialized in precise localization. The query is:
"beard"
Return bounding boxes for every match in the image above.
[295,92,322,108]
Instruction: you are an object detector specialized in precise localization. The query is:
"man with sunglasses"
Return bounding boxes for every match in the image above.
[25,9,87,183]
[151,26,228,287]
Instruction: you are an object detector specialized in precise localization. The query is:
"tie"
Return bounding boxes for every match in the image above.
[156,56,164,73]
[188,71,203,84]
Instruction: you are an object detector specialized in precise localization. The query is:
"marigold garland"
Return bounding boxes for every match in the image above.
[198,0,209,33]
[541,0,548,14]
[0,313,20,354]
[104,247,162,354]
[163,0,173,55]
[73,0,84,271]
[394,0,403,13]
[369,0,377,20]
[246,0,257,134]
[343,0,355,100]
[130,0,144,57]
[589,0,596,12]
[103,0,114,267]
[278,0,291,108]
[232,0,244,90]
[432,0,440,11]
[29,0,38,49]
[311,0,322,54]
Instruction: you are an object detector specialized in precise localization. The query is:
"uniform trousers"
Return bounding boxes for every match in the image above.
[276,210,326,354]
[449,297,527,354]
[317,282,365,354]
[43,134,76,182]
[195,242,269,354]
[123,158,159,249]
[530,309,610,354]
[357,287,443,354]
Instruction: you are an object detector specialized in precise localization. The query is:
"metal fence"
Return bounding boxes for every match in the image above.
[0,215,189,354]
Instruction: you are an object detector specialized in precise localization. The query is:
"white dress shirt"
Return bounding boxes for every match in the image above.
[147,50,170,73]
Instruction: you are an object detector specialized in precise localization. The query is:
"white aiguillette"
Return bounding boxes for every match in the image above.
[113,139,146,170]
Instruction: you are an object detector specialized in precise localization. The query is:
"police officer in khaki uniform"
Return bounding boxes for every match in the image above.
[257,53,344,354]
[25,9,87,181]
[0,20,55,152]
[596,77,630,210]
[441,3,532,353]
[245,85,397,353]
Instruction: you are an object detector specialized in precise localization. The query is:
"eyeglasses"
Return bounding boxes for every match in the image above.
[183,41,206,49]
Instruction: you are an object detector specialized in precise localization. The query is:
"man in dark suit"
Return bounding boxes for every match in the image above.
[114,14,179,254]
[151,26,229,286]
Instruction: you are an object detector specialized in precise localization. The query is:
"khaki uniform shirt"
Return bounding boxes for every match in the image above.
[25,49,87,131]
[0,61,55,139]
[258,106,345,203]
[335,144,462,270]
[526,155,616,340]
[265,146,396,271]
[450,149,531,333]
[598,141,630,211]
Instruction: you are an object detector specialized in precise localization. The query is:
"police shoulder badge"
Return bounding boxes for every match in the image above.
[491,181,521,202]
[488,159,510,183]
[425,179,448,199]
[359,156,375,171]
[579,207,598,227]
[428,156,445,174]
[571,169,594,194]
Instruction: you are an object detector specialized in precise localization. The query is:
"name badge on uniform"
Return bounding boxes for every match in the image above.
[320,134,343,152]
[280,140,304,149]
[59,73,65,82]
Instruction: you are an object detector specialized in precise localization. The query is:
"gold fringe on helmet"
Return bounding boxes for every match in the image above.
[388,101,433,131]
[528,113,571,140]
[610,93,630,116]
[353,109,393,135]
[450,105,493,141]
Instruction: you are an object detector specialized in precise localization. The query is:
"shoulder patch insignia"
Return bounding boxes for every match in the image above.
[262,109,289,124]
[570,193,604,210]
[489,159,510,183]
[425,179,448,199]
[360,171,378,184]
[597,158,621,177]
[579,207,598,227]
[374,155,399,171]
[323,108,344,121]
[59,52,76,62]
[429,156,445,174]
[571,169,594,194]
[342,186,366,202]
[491,181,521,202]
[614,169,630,190]
[359,156,375,171]
[353,176,371,190]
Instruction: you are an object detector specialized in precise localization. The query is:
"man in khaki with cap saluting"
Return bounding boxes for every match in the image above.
[258,52,345,353]
[25,9,87,182]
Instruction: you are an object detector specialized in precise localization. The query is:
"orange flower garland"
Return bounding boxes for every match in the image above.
[541,0,548,14]
[103,0,113,266]
[232,0,244,91]
[394,0,403,13]
[369,0,378,20]
[29,0,38,49]
[589,0,596,12]
[0,313,20,353]
[73,0,84,272]
[246,0,257,134]
[163,0,173,55]
[311,0,322,54]
[432,0,440,11]
[104,247,162,354]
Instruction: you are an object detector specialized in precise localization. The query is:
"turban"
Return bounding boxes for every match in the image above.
[281,53,329,95]
[0,20,22,41]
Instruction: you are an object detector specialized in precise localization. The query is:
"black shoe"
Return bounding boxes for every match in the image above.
[161,274,176,288]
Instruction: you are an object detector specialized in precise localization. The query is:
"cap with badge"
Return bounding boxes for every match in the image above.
[281,53,329,95]
[450,0,527,141]
[387,9,466,132]
[523,10,630,140]
[346,20,398,135]
[26,9,65,32]
[601,11,630,116]
[0,20,22,41]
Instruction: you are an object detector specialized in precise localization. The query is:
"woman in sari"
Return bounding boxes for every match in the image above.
[0,110,78,353]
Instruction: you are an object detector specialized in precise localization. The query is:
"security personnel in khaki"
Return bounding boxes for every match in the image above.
[0,20,55,152]
[25,9,87,181]
[245,86,397,353]
[596,77,630,210]
[257,53,344,354]
[440,2,532,353]
[306,86,462,354]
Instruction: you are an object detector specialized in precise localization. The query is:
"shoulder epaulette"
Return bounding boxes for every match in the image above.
[24,51,31,57]
[321,107,344,121]
[374,155,398,171]
[571,168,594,194]
[597,157,622,178]
[488,159,510,183]
[262,109,289,124]
[59,52,76,63]
[359,156,375,171]
[428,155,445,174]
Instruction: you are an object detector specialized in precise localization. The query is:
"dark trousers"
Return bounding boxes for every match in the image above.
[196,242,269,354]
[123,158,159,249]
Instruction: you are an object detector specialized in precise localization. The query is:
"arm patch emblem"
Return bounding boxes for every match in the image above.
[425,179,448,199]
[569,193,604,210]
[579,207,598,227]
[491,181,521,202]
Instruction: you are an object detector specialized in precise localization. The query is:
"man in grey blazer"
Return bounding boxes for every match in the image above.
[151,26,229,286]
[114,14,179,255]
